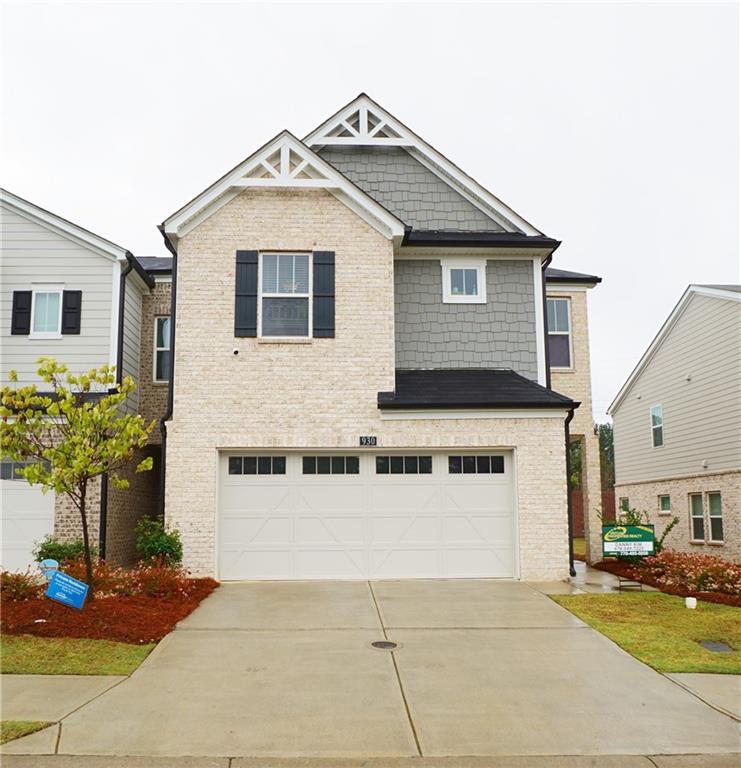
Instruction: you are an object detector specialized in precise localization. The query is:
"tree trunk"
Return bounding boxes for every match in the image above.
[78,482,95,600]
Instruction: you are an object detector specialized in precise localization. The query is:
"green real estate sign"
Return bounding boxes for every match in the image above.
[602,525,655,558]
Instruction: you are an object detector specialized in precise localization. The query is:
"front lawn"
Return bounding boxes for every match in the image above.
[552,593,741,674]
[1,635,154,675]
[0,721,52,745]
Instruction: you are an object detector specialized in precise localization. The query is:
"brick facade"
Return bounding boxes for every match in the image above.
[615,470,741,562]
[53,476,102,547]
[138,280,171,442]
[165,188,571,581]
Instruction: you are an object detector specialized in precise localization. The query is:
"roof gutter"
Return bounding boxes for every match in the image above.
[402,230,561,253]
[565,407,576,578]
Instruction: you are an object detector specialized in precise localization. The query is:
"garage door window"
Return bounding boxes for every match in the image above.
[303,456,359,475]
[228,456,286,475]
[375,455,432,474]
[448,455,505,474]
[1,459,49,480]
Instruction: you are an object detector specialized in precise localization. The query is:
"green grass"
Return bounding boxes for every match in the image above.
[1,721,53,744]
[572,537,586,557]
[552,592,741,674]
[0,635,154,675]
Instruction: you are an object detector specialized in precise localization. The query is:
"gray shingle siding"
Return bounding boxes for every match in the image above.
[394,259,538,379]
[318,146,505,232]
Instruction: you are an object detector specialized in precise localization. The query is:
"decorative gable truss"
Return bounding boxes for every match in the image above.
[161,131,405,247]
[305,94,542,236]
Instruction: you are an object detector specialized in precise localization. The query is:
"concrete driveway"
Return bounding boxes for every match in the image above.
[19,580,741,757]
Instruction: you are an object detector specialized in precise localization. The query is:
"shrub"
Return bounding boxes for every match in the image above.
[135,517,183,564]
[1,570,43,600]
[640,551,741,596]
[33,535,95,564]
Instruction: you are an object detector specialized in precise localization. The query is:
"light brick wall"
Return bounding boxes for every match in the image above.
[53,476,101,547]
[138,281,171,442]
[615,470,741,562]
[167,188,570,580]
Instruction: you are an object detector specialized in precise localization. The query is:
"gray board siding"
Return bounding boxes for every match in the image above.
[318,146,505,232]
[394,259,538,380]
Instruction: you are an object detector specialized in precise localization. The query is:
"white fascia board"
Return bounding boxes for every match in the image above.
[162,131,404,243]
[546,283,597,292]
[304,94,543,237]
[1,189,129,263]
[533,258,547,386]
[380,408,571,421]
[689,285,741,302]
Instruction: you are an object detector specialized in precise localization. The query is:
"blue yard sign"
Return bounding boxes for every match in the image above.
[46,571,89,610]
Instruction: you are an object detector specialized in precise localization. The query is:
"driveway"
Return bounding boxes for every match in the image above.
[21,581,741,757]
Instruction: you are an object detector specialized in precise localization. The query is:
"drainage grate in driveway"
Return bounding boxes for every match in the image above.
[371,640,398,651]
[698,640,733,653]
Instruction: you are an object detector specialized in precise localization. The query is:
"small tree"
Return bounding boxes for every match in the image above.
[1,358,155,597]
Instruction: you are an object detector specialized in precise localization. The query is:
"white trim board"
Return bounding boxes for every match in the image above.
[304,94,543,237]
[161,131,405,248]
[608,284,741,414]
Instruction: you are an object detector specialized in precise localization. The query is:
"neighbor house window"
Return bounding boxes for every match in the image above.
[546,297,571,368]
[260,253,310,337]
[658,495,671,514]
[0,459,50,480]
[650,405,664,447]
[707,492,723,542]
[154,317,171,382]
[31,288,63,337]
[441,259,486,304]
[619,497,630,512]
[689,494,704,541]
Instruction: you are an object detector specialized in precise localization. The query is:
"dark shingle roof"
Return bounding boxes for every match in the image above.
[136,255,173,274]
[545,267,601,284]
[378,369,578,410]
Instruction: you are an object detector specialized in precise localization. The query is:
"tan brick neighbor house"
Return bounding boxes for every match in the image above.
[609,285,741,561]
[1,95,603,579]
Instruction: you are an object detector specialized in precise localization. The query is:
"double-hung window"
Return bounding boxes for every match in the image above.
[260,253,311,337]
[546,298,572,368]
[689,494,704,541]
[707,492,723,542]
[31,287,63,338]
[154,317,171,382]
[441,259,487,304]
[650,405,664,447]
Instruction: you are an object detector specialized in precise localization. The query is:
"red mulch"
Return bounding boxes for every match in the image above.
[592,560,741,608]
[1,579,219,644]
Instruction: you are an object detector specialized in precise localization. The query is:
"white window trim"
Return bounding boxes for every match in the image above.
[546,296,573,370]
[706,491,724,543]
[440,258,487,304]
[29,284,64,339]
[658,494,672,515]
[153,316,171,383]
[257,252,313,339]
[650,404,664,448]
[689,493,705,543]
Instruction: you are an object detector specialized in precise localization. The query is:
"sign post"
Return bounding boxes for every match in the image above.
[602,525,655,558]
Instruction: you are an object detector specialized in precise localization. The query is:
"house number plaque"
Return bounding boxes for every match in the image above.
[359,436,378,446]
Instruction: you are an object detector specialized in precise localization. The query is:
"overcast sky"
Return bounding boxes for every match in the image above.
[2,1,738,420]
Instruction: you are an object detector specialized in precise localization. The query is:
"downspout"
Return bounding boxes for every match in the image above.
[157,226,177,518]
[565,407,576,577]
[541,252,553,389]
[99,254,134,558]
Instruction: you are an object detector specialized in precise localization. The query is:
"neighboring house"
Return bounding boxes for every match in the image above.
[609,285,741,561]
[0,190,165,570]
[158,94,602,581]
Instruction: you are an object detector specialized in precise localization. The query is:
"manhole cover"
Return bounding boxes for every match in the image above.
[371,640,398,651]
[699,640,733,653]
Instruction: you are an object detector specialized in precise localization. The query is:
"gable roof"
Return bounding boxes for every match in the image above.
[608,284,741,414]
[304,93,545,237]
[160,130,405,249]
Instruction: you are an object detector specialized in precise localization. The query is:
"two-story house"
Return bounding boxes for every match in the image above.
[609,285,740,561]
[0,190,165,570]
[158,94,603,581]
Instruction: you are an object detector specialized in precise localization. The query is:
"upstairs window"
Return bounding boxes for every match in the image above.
[260,253,310,337]
[31,288,63,337]
[441,259,486,304]
[650,405,664,447]
[546,297,571,368]
[708,492,723,542]
[154,317,171,382]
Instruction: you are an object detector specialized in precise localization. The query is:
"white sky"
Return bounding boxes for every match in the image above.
[2,1,738,421]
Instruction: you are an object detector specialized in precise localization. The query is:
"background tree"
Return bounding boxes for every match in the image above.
[595,422,615,490]
[1,359,154,596]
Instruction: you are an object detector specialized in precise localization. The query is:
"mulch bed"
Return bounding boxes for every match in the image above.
[1,579,219,644]
[592,560,741,608]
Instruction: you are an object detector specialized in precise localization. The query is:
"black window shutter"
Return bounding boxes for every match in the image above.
[61,290,82,334]
[11,291,32,335]
[235,250,258,337]
[313,251,335,338]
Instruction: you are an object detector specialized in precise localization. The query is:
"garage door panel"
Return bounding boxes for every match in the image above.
[371,548,442,578]
[220,515,292,545]
[220,484,292,513]
[444,485,513,513]
[1,481,54,572]
[295,484,364,513]
[220,549,293,580]
[369,484,440,513]
[369,515,440,544]
[444,515,513,543]
[446,547,514,577]
[295,516,364,544]
[295,549,365,579]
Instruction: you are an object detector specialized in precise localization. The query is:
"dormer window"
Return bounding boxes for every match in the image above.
[441,259,487,304]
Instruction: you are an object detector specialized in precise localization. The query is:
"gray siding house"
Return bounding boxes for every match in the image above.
[609,285,741,561]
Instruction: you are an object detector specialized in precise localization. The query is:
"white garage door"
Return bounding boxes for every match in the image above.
[218,451,517,580]
[1,461,54,572]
